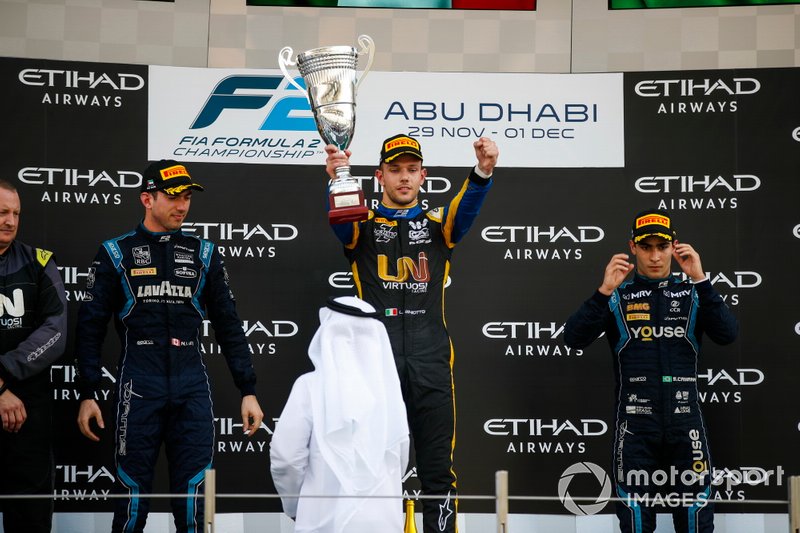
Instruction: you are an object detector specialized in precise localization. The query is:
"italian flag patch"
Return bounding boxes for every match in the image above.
[385,308,398,317]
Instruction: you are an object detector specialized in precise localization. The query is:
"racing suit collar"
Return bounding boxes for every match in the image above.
[137,222,182,241]
[375,202,422,219]
[633,271,675,286]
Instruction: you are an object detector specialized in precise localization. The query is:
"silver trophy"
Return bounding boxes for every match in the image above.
[279,35,375,224]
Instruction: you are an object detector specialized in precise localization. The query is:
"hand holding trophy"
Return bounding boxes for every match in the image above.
[279,35,375,224]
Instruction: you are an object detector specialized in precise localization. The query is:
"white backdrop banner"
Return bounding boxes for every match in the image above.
[148,67,624,168]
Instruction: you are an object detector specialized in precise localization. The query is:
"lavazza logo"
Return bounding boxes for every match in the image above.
[635,173,761,211]
[483,417,608,455]
[50,364,116,402]
[634,76,760,115]
[481,224,604,261]
[482,320,582,357]
[182,221,298,260]
[18,67,144,108]
[200,317,298,356]
[18,166,142,206]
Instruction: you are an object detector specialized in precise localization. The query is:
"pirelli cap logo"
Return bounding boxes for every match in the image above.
[159,165,190,181]
[380,134,424,163]
[635,214,670,229]
[385,137,419,152]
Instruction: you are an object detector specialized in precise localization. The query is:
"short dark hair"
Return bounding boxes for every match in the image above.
[0,179,17,193]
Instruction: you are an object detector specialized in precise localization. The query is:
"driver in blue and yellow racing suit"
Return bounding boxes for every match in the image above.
[324,134,498,533]
[565,209,738,533]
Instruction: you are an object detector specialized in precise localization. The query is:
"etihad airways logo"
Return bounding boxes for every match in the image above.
[482,225,603,243]
[634,78,760,98]
[18,167,142,188]
[482,225,604,261]
[19,69,144,91]
[634,78,761,98]
[634,77,759,115]
[635,175,760,194]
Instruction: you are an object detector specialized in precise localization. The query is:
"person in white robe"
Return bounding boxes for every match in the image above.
[270,296,410,533]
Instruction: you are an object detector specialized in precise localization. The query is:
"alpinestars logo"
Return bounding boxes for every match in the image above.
[438,491,453,531]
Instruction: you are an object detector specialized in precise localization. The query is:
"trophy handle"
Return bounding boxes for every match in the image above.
[278,46,307,95]
[355,34,375,91]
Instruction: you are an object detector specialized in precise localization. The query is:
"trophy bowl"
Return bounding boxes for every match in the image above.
[279,36,375,224]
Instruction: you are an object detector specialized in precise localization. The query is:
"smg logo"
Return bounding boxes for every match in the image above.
[191,75,315,131]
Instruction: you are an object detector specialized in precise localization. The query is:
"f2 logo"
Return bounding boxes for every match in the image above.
[190,75,315,131]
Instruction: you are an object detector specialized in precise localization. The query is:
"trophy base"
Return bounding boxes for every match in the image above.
[328,190,368,224]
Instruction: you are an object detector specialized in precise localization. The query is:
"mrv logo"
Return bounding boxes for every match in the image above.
[483,321,583,357]
[484,418,608,455]
[482,225,604,261]
[634,77,759,115]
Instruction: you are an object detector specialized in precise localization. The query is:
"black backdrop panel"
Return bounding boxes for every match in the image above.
[1,57,798,516]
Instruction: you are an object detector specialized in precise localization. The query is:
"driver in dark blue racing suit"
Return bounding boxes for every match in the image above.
[75,160,264,533]
[565,209,738,533]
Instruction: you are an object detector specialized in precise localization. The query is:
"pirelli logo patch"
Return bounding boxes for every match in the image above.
[626,313,650,321]
[160,165,190,180]
[635,214,670,229]
[384,136,419,152]
[131,268,157,276]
